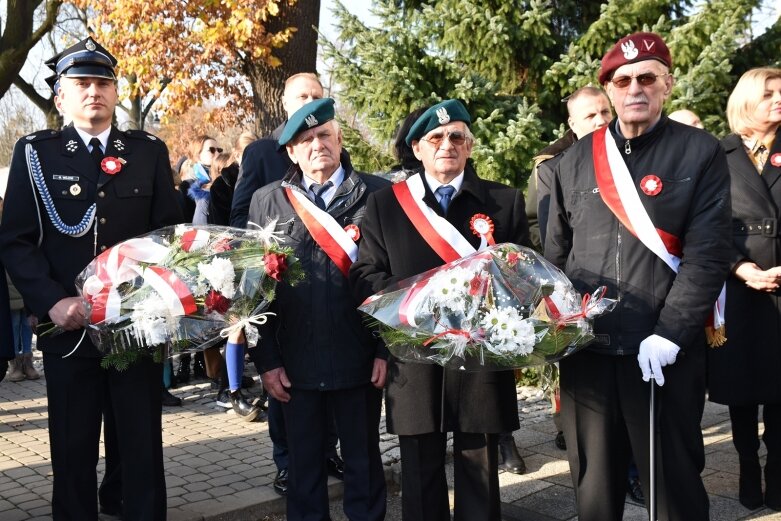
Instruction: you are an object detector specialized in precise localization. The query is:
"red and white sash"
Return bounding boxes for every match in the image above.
[592,126,726,339]
[392,174,481,263]
[284,187,357,277]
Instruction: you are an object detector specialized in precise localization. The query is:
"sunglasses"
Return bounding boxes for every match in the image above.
[207,146,224,154]
[421,130,469,147]
[610,72,670,89]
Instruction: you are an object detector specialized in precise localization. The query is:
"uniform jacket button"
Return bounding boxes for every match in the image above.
[98,191,105,198]
[133,188,139,194]
[99,217,107,224]
[100,245,107,251]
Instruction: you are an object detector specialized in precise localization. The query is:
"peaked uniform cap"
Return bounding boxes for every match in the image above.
[44,37,117,92]
[279,98,336,146]
[598,32,672,85]
[405,99,471,146]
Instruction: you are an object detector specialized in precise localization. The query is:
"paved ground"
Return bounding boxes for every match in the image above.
[2,351,781,520]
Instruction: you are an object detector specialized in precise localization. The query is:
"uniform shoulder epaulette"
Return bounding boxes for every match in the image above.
[122,128,165,145]
[20,129,61,143]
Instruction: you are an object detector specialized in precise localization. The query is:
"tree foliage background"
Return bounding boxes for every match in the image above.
[321,0,781,187]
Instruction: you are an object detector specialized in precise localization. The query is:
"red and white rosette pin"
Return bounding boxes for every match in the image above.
[469,214,496,246]
[771,153,781,168]
[639,174,662,196]
[344,224,360,242]
[101,156,126,175]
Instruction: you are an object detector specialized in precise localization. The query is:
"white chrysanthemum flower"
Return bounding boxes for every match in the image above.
[197,257,236,298]
[130,294,176,346]
[481,306,536,356]
[427,266,473,312]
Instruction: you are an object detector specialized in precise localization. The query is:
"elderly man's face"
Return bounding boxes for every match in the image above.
[282,77,324,119]
[606,60,672,135]
[286,121,342,180]
[412,121,473,182]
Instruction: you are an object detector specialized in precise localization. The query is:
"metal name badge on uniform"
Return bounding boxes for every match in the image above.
[53,175,80,182]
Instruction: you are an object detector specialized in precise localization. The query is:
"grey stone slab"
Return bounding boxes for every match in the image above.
[510,484,577,520]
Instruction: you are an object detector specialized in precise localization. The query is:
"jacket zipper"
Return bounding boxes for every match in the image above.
[625,139,631,155]
[615,224,623,354]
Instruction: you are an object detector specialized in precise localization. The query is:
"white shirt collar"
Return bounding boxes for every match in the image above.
[425,171,464,201]
[302,164,345,206]
[74,126,111,152]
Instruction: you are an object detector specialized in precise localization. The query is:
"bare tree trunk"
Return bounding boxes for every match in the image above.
[13,76,62,129]
[0,0,62,99]
[244,0,321,137]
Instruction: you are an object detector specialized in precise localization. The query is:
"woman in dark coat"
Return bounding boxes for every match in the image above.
[708,66,781,511]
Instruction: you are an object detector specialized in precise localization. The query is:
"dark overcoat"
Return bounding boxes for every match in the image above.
[0,124,183,357]
[0,260,12,361]
[708,133,781,405]
[350,167,530,435]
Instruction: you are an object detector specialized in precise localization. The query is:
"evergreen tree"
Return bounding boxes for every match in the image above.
[322,0,778,187]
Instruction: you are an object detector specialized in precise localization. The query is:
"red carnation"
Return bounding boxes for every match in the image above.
[469,274,484,296]
[204,290,231,314]
[212,238,232,252]
[263,253,288,281]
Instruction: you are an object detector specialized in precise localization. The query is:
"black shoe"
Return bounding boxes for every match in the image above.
[326,455,345,480]
[176,355,191,383]
[627,477,645,505]
[162,388,182,407]
[273,468,288,496]
[554,431,567,451]
[229,390,262,422]
[498,433,526,474]
[739,457,763,510]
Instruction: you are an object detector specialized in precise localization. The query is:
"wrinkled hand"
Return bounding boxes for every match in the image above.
[261,367,292,402]
[371,358,387,389]
[637,334,680,386]
[48,297,87,331]
[734,262,781,292]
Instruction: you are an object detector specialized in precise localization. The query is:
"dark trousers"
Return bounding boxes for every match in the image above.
[560,348,708,521]
[399,431,500,521]
[283,385,386,521]
[44,353,166,521]
[729,403,781,501]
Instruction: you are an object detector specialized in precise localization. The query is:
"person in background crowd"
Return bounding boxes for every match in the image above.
[249,98,389,521]
[177,135,221,385]
[0,196,39,382]
[668,109,705,129]
[0,37,182,520]
[351,99,530,521]
[0,197,14,382]
[707,67,781,511]
[232,72,346,497]
[545,32,732,521]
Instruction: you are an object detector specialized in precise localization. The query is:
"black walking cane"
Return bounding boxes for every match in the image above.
[649,376,657,521]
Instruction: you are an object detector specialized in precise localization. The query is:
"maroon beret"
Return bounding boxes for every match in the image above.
[598,32,672,85]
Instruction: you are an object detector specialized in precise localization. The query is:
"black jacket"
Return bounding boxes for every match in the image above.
[534,130,578,248]
[208,162,239,226]
[545,116,732,355]
[708,133,781,405]
[0,125,183,357]
[248,159,390,390]
[0,260,12,361]
[349,167,529,435]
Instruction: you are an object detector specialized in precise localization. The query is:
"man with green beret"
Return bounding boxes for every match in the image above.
[248,98,389,521]
[351,99,531,521]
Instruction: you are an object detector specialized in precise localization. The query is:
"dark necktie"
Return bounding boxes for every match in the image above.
[89,137,104,171]
[436,185,455,213]
[310,181,332,210]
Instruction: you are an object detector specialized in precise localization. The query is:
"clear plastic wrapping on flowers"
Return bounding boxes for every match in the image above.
[358,243,616,371]
[73,224,304,361]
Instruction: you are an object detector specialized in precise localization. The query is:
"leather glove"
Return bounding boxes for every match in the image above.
[637,334,680,386]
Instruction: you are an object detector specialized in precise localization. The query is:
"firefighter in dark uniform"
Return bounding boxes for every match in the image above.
[0,38,182,520]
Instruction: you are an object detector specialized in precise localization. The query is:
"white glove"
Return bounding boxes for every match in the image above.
[637,334,680,386]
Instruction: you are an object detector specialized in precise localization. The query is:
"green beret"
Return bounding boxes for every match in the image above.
[405,99,471,146]
[279,98,335,146]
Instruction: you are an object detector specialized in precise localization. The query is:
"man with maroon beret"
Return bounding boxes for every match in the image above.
[545,32,732,520]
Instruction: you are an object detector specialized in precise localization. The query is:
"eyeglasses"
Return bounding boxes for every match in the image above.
[208,147,224,154]
[610,73,670,89]
[421,130,469,148]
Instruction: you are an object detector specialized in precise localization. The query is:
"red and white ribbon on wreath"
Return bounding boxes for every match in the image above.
[180,228,210,252]
[83,238,197,324]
